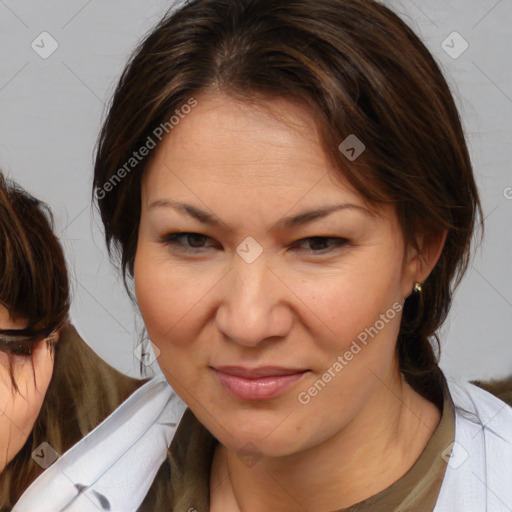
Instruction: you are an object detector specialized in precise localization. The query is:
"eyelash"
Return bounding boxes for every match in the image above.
[0,336,57,357]
[1,340,37,356]
[158,232,349,255]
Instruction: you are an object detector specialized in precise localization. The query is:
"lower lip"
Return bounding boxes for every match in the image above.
[212,369,307,401]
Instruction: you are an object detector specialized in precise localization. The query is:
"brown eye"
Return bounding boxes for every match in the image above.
[159,232,217,253]
[291,237,349,254]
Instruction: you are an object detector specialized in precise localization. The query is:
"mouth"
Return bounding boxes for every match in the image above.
[210,365,309,401]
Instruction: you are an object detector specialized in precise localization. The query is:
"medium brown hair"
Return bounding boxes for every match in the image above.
[93,0,483,411]
[0,175,68,329]
[0,173,69,392]
[0,172,144,508]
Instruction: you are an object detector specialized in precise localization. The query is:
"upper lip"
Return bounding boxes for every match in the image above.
[212,365,308,379]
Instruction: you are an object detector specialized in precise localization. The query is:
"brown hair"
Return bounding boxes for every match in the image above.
[0,173,69,372]
[0,172,144,508]
[93,0,483,411]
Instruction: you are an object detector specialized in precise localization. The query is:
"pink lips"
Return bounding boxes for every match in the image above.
[211,365,308,401]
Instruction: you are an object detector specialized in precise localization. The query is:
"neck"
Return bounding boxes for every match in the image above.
[210,369,441,512]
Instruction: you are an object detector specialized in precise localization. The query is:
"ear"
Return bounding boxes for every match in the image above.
[402,230,448,298]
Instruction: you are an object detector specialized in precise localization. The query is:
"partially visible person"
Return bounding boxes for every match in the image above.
[0,171,145,510]
[472,375,512,406]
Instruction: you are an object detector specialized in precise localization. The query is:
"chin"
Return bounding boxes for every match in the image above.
[207,408,307,457]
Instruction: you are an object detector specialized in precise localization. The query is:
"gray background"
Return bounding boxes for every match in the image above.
[0,0,510,382]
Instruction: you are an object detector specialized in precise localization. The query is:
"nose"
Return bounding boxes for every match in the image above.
[215,256,293,348]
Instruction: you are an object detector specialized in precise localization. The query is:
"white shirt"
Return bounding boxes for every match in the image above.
[433,381,512,511]
[13,375,512,512]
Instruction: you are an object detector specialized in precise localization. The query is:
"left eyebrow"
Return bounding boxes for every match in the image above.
[148,199,371,231]
[272,203,371,230]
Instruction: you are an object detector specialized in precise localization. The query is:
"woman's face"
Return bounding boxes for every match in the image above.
[134,92,423,457]
[0,305,55,472]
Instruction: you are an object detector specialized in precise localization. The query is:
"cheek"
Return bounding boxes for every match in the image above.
[290,252,404,408]
[294,251,403,345]
[18,343,54,424]
[0,344,54,468]
[134,246,199,342]
[134,243,215,390]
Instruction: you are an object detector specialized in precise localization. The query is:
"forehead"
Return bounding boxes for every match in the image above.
[142,92,362,204]
[0,303,10,324]
[0,304,28,331]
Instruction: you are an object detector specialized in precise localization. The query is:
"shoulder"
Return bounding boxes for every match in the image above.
[448,378,512,435]
[447,378,512,458]
[470,374,512,406]
[13,374,187,512]
[434,379,512,512]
